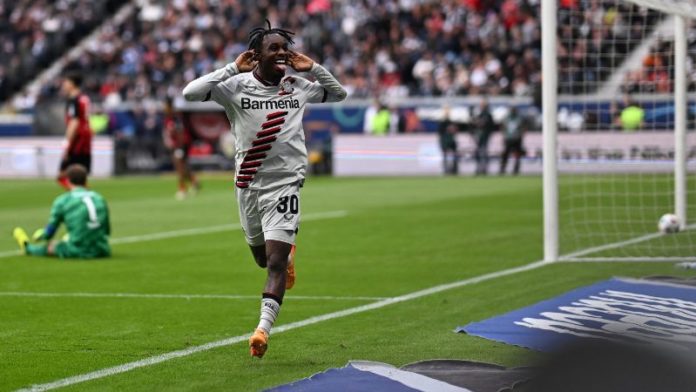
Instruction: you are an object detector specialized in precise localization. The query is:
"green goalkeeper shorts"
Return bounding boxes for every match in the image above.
[54,241,111,259]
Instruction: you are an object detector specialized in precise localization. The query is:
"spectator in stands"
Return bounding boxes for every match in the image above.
[619,97,644,132]
[8,0,666,144]
[474,98,496,176]
[0,0,118,103]
[370,103,392,136]
[438,105,460,175]
[499,107,526,175]
[363,98,379,135]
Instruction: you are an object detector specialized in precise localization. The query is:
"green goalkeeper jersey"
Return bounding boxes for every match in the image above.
[47,187,111,257]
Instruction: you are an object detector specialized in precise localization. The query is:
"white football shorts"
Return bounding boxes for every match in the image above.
[235,182,301,246]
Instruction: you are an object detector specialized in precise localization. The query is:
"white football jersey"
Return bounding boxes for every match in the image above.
[210,72,327,190]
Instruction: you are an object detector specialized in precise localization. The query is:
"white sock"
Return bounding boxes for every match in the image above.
[257,297,281,334]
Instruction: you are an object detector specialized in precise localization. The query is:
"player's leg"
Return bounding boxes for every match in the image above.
[248,183,300,358]
[452,147,460,175]
[441,148,449,174]
[50,241,84,258]
[183,159,200,194]
[262,238,293,296]
[481,143,489,175]
[500,142,510,174]
[57,158,71,189]
[475,144,485,175]
[173,151,187,199]
[512,141,522,175]
[13,227,55,256]
[249,236,293,358]
[81,154,92,175]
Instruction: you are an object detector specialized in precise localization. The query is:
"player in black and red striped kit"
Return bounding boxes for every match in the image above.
[163,98,199,200]
[58,73,92,190]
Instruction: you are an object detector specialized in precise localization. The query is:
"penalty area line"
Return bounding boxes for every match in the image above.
[0,292,388,301]
[0,210,348,258]
[110,210,348,245]
[16,259,549,392]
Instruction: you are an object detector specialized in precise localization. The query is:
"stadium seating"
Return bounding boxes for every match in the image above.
[0,0,124,103]
[621,35,696,94]
[31,0,544,104]
[7,0,671,106]
[557,1,663,94]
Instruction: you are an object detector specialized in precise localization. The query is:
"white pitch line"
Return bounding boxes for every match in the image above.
[0,250,21,258]
[0,210,347,258]
[559,223,696,260]
[110,210,348,245]
[0,292,387,301]
[16,259,549,392]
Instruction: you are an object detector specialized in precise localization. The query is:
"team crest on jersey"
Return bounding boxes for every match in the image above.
[279,77,296,96]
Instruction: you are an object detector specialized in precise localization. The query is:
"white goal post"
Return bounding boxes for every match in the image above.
[542,0,695,262]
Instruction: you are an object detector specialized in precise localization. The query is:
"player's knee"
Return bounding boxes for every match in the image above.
[265,251,288,273]
[254,254,267,268]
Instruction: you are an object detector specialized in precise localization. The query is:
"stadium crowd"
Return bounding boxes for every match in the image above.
[557,0,662,94]
[0,0,124,104]
[1,0,671,108]
[31,0,545,104]
[621,34,696,94]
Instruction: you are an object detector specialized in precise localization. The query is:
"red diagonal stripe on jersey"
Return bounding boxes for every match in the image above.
[244,153,267,161]
[241,161,263,169]
[262,118,285,129]
[252,135,277,146]
[256,127,281,138]
[248,145,272,154]
[236,181,250,188]
[236,175,254,181]
[238,169,257,175]
[266,111,288,120]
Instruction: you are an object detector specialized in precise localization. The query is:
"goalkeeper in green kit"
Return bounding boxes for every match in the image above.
[13,164,111,259]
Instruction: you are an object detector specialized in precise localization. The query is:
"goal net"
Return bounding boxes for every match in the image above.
[549,0,696,261]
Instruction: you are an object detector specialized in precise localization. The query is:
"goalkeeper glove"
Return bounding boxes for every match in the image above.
[32,228,45,242]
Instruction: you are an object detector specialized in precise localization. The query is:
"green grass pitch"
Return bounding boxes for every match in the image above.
[0,175,693,391]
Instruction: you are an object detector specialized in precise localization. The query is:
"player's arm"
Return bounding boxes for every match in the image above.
[104,201,111,236]
[35,197,65,241]
[182,51,256,102]
[288,51,347,103]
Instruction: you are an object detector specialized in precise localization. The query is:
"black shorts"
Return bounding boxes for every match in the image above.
[505,139,523,153]
[60,154,92,173]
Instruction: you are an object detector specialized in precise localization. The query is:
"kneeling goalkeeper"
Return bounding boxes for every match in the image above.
[13,164,111,259]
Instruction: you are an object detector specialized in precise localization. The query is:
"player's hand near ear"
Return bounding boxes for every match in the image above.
[235,50,258,72]
[288,51,315,72]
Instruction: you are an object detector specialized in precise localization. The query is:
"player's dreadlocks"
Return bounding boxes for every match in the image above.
[248,19,295,52]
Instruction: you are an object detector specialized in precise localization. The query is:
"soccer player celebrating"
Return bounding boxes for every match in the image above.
[183,20,347,358]
[58,73,93,190]
[163,97,200,200]
[13,164,111,259]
